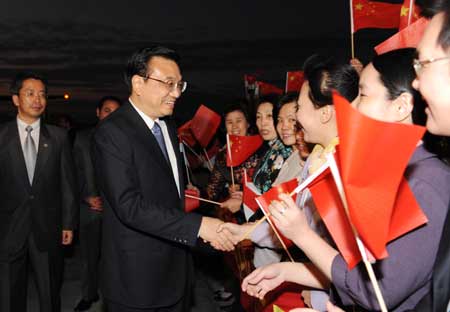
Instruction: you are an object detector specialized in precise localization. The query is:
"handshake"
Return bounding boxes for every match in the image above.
[198,217,257,251]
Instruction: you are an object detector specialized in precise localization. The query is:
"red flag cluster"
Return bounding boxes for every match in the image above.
[304,93,427,268]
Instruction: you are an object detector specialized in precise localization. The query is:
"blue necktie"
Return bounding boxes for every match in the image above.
[152,122,169,162]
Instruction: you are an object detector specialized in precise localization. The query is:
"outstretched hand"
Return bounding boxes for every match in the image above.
[218,222,254,244]
[241,262,289,299]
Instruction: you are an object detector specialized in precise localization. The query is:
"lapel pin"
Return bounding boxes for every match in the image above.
[43,143,48,148]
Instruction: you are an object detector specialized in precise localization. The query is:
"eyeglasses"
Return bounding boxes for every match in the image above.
[141,75,187,93]
[413,56,450,75]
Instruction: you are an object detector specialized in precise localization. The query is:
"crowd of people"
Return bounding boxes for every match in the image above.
[0,0,449,311]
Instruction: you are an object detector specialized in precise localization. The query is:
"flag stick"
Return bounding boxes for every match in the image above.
[226,134,236,188]
[203,148,213,171]
[326,154,388,312]
[256,198,295,262]
[180,143,191,185]
[183,142,203,162]
[185,194,222,206]
[408,0,414,26]
[239,215,268,242]
[350,0,355,59]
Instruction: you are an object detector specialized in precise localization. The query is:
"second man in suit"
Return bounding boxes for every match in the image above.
[73,96,122,311]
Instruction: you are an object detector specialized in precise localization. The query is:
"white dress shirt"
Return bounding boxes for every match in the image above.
[129,99,181,196]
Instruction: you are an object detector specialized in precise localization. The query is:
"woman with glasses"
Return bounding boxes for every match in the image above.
[242,48,450,312]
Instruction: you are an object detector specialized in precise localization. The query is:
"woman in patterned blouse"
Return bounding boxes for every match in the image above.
[252,94,293,194]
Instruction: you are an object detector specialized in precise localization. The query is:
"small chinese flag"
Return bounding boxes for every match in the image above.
[184,189,200,212]
[190,105,221,148]
[257,81,283,96]
[256,178,299,248]
[177,120,197,147]
[399,0,421,30]
[375,17,428,54]
[226,134,263,167]
[285,71,304,93]
[352,0,402,33]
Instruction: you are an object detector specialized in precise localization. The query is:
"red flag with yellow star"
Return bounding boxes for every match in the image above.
[352,0,402,33]
[190,105,221,148]
[226,134,263,167]
[399,0,421,30]
[285,71,304,93]
[256,81,283,96]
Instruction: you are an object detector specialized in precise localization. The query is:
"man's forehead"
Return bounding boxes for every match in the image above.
[148,57,181,77]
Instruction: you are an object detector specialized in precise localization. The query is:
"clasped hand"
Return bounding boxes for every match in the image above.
[199,217,239,251]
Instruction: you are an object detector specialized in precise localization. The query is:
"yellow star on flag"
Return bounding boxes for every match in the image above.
[355,3,363,10]
[273,305,285,312]
[400,6,409,16]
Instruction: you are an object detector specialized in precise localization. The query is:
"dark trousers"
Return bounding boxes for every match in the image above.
[0,233,63,312]
[105,297,189,312]
[79,214,102,301]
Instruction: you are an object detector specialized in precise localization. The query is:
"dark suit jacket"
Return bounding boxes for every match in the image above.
[92,102,202,309]
[414,205,450,312]
[0,119,78,260]
[73,127,101,225]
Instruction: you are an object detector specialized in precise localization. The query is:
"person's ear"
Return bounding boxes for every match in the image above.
[392,92,413,122]
[12,95,20,107]
[132,75,145,96]
[319,105,334,124]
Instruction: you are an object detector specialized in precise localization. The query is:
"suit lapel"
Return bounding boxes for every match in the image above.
[7,121,31,191]
[32,122,51,187]
[123,103,173,175]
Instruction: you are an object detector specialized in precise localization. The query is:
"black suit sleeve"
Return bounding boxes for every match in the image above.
[73,130,98,200]
[93,124,202,246]
[60,130,79,230]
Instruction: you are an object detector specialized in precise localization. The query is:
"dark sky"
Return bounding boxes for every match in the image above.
[0,0,402,123]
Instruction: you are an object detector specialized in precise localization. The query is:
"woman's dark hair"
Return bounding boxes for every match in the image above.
[223,101,250,123]
[124,46,180,93]
[303,55,359,108]
[274,92,299,126]
[372,48,427,125]
[255,93,280,125]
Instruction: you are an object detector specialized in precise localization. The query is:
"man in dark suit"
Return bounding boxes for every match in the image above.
[92,46,235,311]
[0,72,78,312]
[412,1,450,311]
[73,96,122,312]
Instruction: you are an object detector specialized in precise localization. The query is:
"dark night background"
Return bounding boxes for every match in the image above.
[0,0,421,125]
